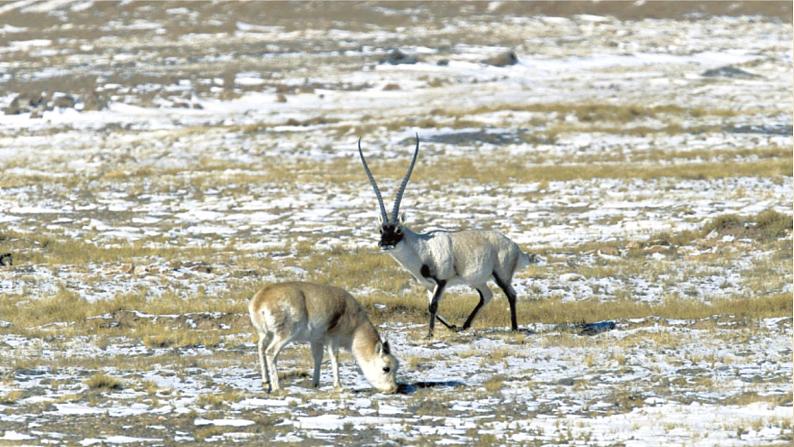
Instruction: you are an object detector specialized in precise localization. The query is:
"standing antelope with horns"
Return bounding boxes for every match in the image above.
[358,135,543,338]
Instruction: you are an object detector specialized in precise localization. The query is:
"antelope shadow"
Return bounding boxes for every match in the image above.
[396,380,465,395]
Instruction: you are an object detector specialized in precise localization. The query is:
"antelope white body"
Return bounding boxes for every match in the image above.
[358,136,543,336]
[389,227,535,289]
[248,282,399,393]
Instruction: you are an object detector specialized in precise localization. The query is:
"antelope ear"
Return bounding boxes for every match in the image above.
[399,212,406,224]
[382,340,391,355]
[377,214,384,226]
[375,341,383,355]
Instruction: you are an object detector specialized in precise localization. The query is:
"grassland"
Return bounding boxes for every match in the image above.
[0,2,791,445]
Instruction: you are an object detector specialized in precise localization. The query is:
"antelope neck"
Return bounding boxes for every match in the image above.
[351,321,379,361]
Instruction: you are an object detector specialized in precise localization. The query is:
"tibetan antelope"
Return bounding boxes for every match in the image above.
[248,282,399,393]
[358,135,543,337]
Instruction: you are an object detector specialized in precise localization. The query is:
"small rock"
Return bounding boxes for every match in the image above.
[0,253,12,266]
[4,92,47,115]
[382,83,401,91]
[559,273,584,282]
[644,245,673,254]
[482,50,518,67]
[276,93,287,103]
[701,65,759,79]
[527,254,546,265]
[599,246,620,256]
[52,94,76,109]
[379,49,418,65]
[579,321,616,336]
[81,91,108,111]
[436,59,449,66]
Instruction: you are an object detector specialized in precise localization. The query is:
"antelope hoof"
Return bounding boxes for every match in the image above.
[424,331,434,339]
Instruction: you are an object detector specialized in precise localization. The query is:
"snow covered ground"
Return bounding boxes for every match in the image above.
[0,2,791,445]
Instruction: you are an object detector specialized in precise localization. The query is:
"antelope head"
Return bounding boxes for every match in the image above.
[358,134,419,251]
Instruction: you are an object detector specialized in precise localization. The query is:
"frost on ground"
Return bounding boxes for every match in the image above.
[0,2,792,446]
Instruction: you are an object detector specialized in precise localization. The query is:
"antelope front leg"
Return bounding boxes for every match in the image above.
[426,280,447,338]
[326,343,342,390]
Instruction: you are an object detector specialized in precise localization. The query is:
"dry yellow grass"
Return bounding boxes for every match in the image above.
[361,293,792,328]
[85,373,123,391]
[0,390,23,404]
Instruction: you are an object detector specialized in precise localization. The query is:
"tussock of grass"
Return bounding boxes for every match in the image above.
[303,247,407,293]
[0,287,251,329]
[141,328,221,349]
[0,390,23,404]
[702,209,792,241]
[652,209,792,247]
[0,228,225,267]
[2,289,91,328]
[85,373,123,391]
[204,154,791,189]
[444,102,739,122]
[196,390,245,408]
[483,375,506,393]
[313,153,791,186]
[721,391,792,406]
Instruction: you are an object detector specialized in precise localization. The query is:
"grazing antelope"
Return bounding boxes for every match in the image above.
[358,135,543,337]
[248,281,399,393]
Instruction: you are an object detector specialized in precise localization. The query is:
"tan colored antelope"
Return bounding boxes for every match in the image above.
[248,282,399,393]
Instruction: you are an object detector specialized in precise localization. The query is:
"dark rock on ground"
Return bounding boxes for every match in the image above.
[4,92,47,114]
[380,49,418,65]
[725,124,792,136]
[4,91,108,114]
[422,129,527,146]
[80,91,108,111]
[701,65,759,79]
[482,50,518,66]
[52,94,76,109]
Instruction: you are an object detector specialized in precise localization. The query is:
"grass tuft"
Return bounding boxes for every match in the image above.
[701,209,792,241]
[85,373,123,391]
[0,390,24,404]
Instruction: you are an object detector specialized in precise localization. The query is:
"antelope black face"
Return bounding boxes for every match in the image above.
[379,222,404,250]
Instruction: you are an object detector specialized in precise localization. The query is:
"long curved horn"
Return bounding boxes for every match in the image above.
[357,138,389,223]
[390,133,419,223]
